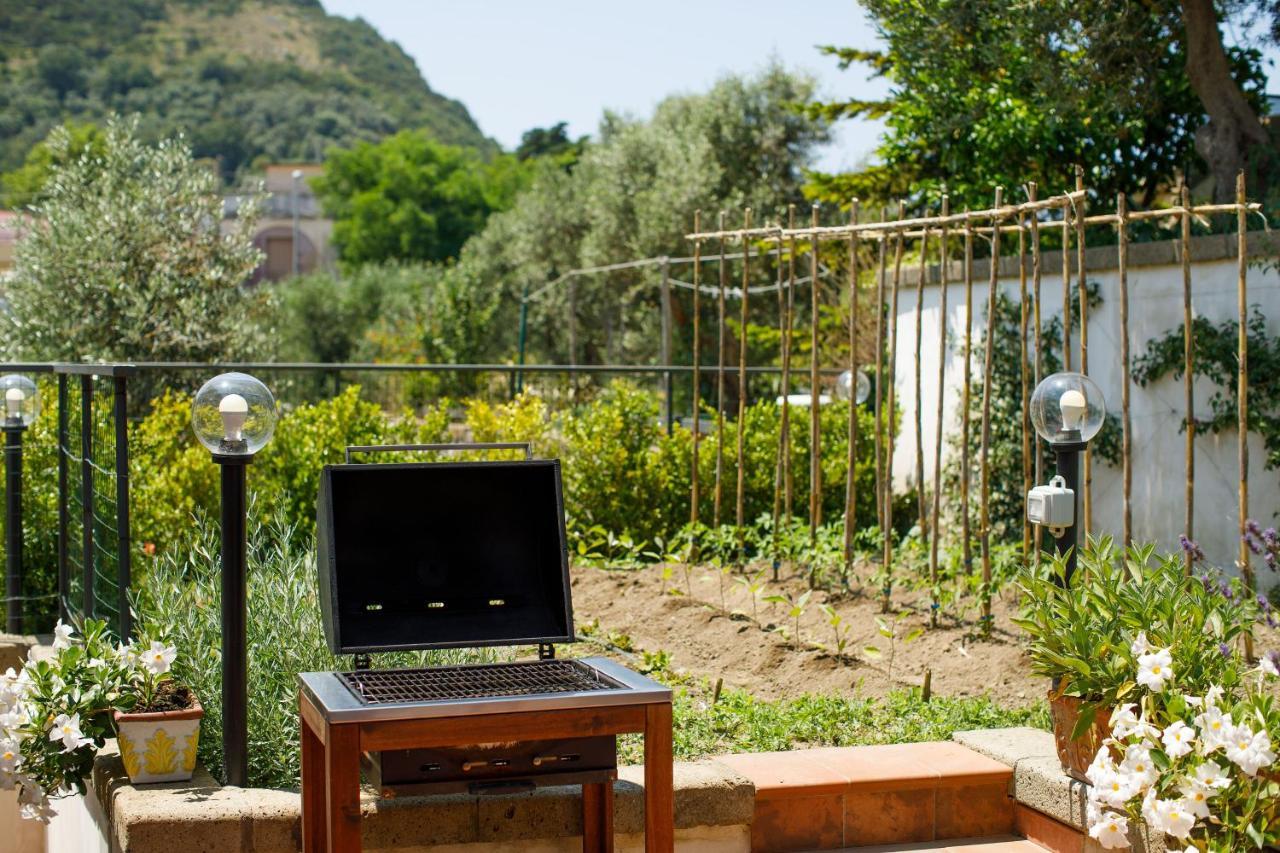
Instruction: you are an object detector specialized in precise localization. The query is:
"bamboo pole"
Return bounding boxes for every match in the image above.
[690,210,702,558]
[1117,193,1133,545]
[809,203,822,554]
[784,205,797,524]
[1180,182,1195,573]
[1019,214,1032,564]
[979,187,1003,632]
[772,221,786,558]
[1029,184,1043,565]
[714,211,727,529]
[735,208,752,565]
[882,202,905,613]
[1062,203,1073,372]
[914,226,929,549]
[843,200,860,576]
[961,213,974,577]
[1076,167,1091,538]
[873,213,888,535]
[928,197,950,629]
[1237,172,1251,592]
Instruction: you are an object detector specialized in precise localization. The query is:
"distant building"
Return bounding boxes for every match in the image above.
[224,163,335,283]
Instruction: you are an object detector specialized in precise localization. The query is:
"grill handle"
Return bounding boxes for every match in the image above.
[344,442,534,464]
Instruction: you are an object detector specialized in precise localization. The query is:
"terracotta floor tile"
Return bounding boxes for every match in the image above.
[717,750,850,799]
[807,744,940,792]
[752,793,845,852]
[844,787,936,846]
[919,741,1015,787]
[935,782,1014,839]
[1013,803,1082,853]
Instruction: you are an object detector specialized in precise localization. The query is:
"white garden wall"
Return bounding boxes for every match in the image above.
[889,231,1279,579]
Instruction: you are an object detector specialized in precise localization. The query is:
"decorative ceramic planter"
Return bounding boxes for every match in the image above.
[1047,688,1111,782]
[113,692,203,784]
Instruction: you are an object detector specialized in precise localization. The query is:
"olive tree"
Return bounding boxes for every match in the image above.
[3,117,270,363]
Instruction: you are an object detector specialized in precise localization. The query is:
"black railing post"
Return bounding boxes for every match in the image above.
[5,422,25,632]
[114,376,131,638]
[80,375,94,619]
[216,454,250,787]
[57,374,69,624]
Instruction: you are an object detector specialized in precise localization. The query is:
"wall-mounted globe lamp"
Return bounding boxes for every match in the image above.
[192,372,276,787]
[835,369,871,405]
[1027,372,1105,584]
[0,375,36,633]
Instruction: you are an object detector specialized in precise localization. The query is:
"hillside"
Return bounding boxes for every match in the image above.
[0,0,496,182]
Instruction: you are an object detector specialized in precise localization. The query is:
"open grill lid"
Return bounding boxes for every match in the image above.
[316,456,574,656]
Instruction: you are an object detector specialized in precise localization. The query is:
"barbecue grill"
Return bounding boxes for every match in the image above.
[298,443,674,852]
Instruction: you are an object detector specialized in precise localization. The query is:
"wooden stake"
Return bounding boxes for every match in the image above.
[928,196,950,629]
[979,188,1003,632]
[844,200,860,575]
[1180,182,1195,573]
[914,226,929,547]
[784,205,797,523]
[772,220,786,547]
[1117,193,1132,545]
[1029,184,1043,566]
[1237,172,1251,592]
[713,211,727,529]
[1019,215,1031,565]
[873,213,888,535]
[961,213,974,577]
[1061,205,1073,372]
[1076,167,1091,537]
[735,208,752,565]
[691,211,702,557]
[882,202,905,613]
[809,203,822,547]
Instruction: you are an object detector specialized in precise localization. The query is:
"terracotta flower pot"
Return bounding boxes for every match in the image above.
[114,691,203,784]
[1048,688,1111,783]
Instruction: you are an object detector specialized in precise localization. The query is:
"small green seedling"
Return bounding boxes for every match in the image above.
[732,570,768,624]
[764,589,812,648]
[819,603,851,659]
[862,611,923,685]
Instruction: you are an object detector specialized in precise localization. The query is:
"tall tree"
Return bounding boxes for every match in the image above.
[808,0,1267,208]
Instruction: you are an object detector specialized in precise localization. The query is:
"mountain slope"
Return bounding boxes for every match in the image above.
[0,0,496,181]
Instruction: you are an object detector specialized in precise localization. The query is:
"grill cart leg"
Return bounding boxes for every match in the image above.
[300,702,327,852]
[326,724,362,851]
[644,701,674,853]
[582,780,615,852]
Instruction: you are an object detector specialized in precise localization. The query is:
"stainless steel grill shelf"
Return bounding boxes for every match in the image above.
[338,660,623,706]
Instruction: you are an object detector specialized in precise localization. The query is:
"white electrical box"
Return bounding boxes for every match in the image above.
[1027,475,1074,535]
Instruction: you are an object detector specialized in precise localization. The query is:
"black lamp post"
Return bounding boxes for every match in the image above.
[1028,372,1105,585]
[192,372,277,787]
[1,375,37,634]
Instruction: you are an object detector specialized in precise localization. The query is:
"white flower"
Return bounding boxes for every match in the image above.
[1091,766,1136,807]
[1195,707,1232,752]
[1225,726,1276,777]
[115,641,138,665]
[1193,759,1231,789]
[1088,810,1130,849]
[0,739,19,772]
[1162,720,1195,758]
[1204,685,1224,708]
[51,621,74,651]
[1130,631,1151,656]
[18,782,53,823]
[1151,798,1196,839]
[1087,744,1117,781]
[142,641,176,676]
[1120,743,1158,790]
[1260,655,1280,678]
[1137,648,1174,692]
[1177,779,1214,818]
[1109,704,1140,740]
[47,713,90,754]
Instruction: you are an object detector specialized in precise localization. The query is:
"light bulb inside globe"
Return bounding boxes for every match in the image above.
[1059,389,1087,432]
[219,393,249,441]
[6,387,25,420]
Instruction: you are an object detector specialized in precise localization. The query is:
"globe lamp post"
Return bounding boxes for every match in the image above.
[0,375,37,633]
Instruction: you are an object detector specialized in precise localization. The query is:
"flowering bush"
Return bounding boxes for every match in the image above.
[1016,538,1259,739]
[1084,649,1280,849]
[0,619,179,822]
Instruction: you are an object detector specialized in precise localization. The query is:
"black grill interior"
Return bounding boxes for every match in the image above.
[338,660,623,705]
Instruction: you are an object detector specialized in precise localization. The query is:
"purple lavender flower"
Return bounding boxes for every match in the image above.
[1266,650,1280,672]
[1220,643,1233,659]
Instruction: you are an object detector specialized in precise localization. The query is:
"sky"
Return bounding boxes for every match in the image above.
[320,2,1280,175]
[320,0,889,173]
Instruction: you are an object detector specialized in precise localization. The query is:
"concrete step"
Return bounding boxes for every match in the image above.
[821,836,1048,851]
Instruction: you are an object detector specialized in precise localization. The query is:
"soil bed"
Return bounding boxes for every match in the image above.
[571,561,1040,707]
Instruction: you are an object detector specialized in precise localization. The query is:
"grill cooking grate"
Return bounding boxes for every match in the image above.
[338,660,625,705]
